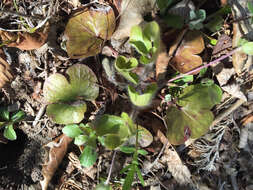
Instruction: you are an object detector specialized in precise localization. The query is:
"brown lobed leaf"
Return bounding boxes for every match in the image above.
[170,30,204,74]
[40,134,72,190]
[0,48,13,88]
[0,24,48,50]
[65,3,116,59]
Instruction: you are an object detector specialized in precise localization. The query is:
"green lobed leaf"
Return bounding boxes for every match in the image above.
[177,83,222,110]
[63,124,83,138]
[65,3,116,59]
[104,134,122,150]
[4,124,16,140]
[93,114,125,136]
[242,42,253,55]
[130,22,160,64]
[74,135,89,145]
[43,64,99,103]
[120,146,136,154]
[166,105,214,145]
[115,56,139,84]
[128,83,158,107]
[166,83,222,145]
[79,145,97,167]
[46,102,87,124]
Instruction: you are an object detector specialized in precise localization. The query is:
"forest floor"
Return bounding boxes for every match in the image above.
[0,0,253,190]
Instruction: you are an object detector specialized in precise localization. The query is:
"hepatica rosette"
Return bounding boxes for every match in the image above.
[165,83,222,145]
[43,64,99,124]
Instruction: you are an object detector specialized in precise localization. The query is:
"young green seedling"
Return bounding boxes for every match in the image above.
[63,123,97,167]
[129,21,160,65]
[0,108,25,140]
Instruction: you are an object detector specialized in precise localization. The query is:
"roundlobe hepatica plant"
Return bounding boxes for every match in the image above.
[43,64,99,124]
[165,82,222,145]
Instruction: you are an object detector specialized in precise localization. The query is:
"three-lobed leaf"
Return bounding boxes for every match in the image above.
[166,83,222,145]
[46,102,87,125]
[128,83,158,107]
[43,64,99,124]
[130,21,160,64]
[65,3,116,59]
[79,145,97,167]
[115,56,139,84]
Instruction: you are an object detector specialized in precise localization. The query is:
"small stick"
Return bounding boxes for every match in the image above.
[32,105,46,127]
[0,9,45,20]
[210,99,245,129]
[105,151,117,185]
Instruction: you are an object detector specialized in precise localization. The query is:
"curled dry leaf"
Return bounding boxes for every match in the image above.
[40,134,73,190]
[0,49,13,88]
[0,25,49,50]
[157,130,192,185]
[170,30,204,74]
[65,3,116,59]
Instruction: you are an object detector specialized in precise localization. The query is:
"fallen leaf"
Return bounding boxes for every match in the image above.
[170,30,204,74]
[40,134,73,190]
[111,0,156,40]
[65,2,116,59]
[157,130,192,185]
[0,48,13,88]
[212,34,232,55]
[0,24,49,50]
[242,114,253,126]
[222,83,247,101]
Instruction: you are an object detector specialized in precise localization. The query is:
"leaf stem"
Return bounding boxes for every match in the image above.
[168,47,241,83]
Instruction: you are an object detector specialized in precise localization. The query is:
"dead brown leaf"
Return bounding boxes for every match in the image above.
[157,130,192,185]
[40,134,73,190]
[0,48,13,88]
[0,25,48,50]
[111,0,156,39]
[242,114,253,126]
[170,30,204,74]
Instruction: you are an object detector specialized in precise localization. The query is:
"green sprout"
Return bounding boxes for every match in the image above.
[0,107,25,140]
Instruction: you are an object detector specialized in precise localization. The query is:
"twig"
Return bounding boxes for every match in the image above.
[168,47,241,83]
[210,99,245,129]
[32,105,46,127]
[105,151,117,185]
[0,9,45,20]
